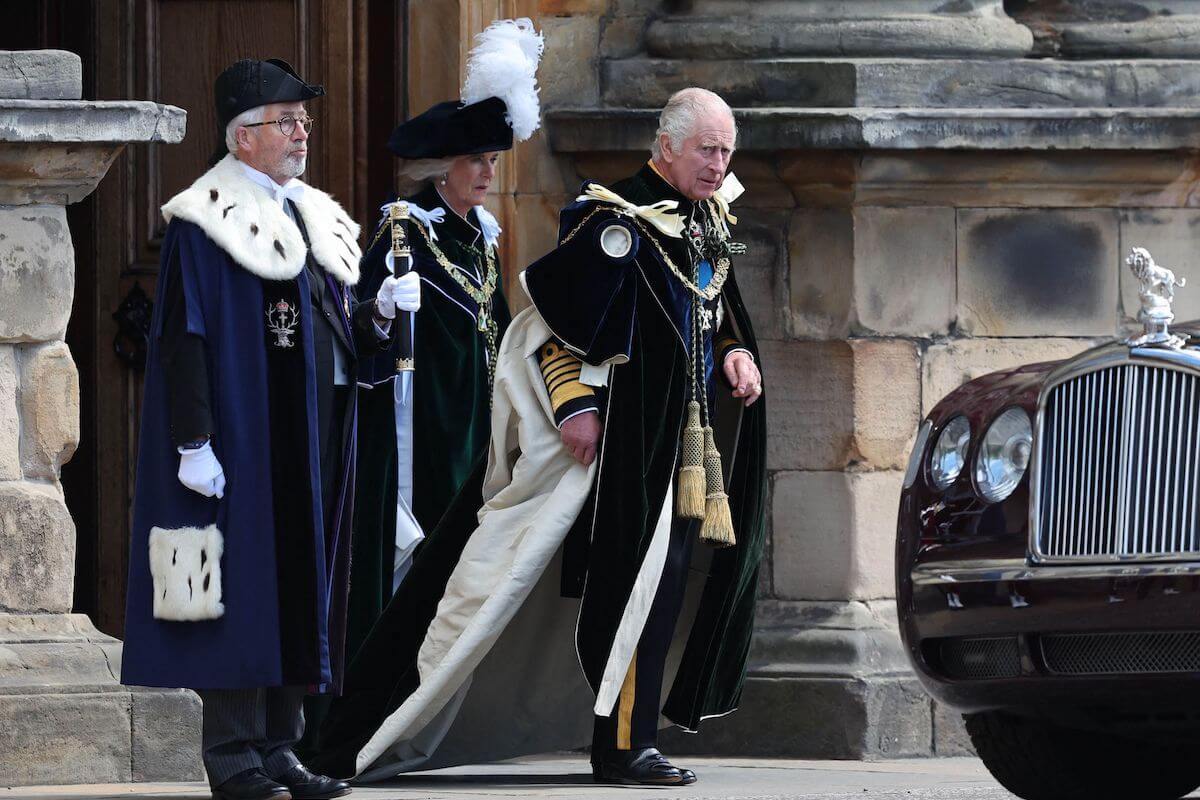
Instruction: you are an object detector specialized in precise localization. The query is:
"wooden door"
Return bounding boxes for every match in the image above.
[54,0,408,636]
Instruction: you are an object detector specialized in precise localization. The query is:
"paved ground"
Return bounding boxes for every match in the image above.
[0,756,1026,800]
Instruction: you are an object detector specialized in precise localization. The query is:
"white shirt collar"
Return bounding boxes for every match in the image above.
[239,160,305,207]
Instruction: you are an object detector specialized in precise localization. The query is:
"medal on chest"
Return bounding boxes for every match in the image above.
[687,218,705,253]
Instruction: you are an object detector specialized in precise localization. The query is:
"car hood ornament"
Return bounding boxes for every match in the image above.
[1125,246,1187,349]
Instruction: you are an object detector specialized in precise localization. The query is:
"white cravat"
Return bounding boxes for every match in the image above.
[239,161,305,206]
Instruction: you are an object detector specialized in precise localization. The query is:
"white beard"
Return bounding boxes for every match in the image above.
[278,152,307,180]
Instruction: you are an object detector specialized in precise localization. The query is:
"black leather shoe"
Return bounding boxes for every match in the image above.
[212,768,291,800]
[591,747,697,786]
[275,764,352,799]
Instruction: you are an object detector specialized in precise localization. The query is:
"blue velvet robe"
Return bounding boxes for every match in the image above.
[121,219,340,690]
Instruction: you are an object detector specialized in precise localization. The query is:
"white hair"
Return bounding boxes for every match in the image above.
[225,105,266,155]
[650,87,737,160]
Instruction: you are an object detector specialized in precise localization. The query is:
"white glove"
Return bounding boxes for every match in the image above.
[177,440,226,499]
[375,272,421,320]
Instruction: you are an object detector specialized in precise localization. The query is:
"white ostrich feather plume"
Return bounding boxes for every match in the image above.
[461,18,544,142]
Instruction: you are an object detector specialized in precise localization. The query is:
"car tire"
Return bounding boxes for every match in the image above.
[965,710,1200,800]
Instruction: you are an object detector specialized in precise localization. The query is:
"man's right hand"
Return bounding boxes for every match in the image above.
[561,411,601,466]
[177,440,226,499]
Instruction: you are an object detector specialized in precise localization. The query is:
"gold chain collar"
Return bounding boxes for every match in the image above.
[558,202,731,302]
[410,222,501,391]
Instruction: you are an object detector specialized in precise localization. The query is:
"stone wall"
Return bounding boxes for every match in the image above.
[499,0,662,296]
[517,0,1200,758]
[0,49,199,786]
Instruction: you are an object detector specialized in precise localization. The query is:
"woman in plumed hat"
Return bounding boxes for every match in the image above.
[342,19,544,664]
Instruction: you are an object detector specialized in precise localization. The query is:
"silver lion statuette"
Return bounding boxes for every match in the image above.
[1125,246,1188,349]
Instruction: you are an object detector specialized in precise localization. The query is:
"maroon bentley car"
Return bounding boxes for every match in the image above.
[897,249,1200,800]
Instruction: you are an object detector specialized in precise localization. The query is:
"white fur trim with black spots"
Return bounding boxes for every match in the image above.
[148,523,225,621]
[161,154,362,285]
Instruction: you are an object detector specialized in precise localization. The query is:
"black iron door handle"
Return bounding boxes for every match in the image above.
[112,282,153,370]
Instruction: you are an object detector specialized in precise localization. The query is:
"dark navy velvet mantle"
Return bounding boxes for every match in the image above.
[121,219,339,691]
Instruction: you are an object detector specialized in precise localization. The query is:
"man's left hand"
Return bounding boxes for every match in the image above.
[724,351,762,407]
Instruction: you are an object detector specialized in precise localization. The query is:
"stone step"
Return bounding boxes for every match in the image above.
[547,107,1200,153]
[645,13,1033,59]
[0,615,203,787]
[0,687,202,785]
[601,58,1200,110]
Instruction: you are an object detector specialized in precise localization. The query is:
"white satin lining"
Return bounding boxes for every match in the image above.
[592,481,674,716]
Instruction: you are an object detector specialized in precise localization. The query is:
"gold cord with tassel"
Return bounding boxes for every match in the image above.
[677,400,706,519]
[677,210,737,547]
[700,426,736,547]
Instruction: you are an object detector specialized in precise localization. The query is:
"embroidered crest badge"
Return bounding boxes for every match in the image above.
[266,298,299,348]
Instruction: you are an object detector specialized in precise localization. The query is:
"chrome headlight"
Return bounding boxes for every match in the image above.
[929,416,970,490]
[974,408,1032,503]
[903,420,932,489]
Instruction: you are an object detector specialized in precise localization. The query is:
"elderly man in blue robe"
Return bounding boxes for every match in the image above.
[120,59,419,800]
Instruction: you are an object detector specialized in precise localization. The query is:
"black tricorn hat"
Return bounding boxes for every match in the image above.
[210,58,324,164]
[386,97,513,160]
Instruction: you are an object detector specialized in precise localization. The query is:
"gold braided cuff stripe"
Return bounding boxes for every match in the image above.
[539,340,595,414]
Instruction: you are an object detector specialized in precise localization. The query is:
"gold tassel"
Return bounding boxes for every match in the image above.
[677,401,706,520]
[700,427,736,547]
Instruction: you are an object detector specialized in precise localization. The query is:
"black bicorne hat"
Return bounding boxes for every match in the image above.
[386,97,513,160]
[210,58,324,165]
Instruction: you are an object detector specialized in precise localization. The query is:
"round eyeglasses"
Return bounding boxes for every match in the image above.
[241,115,315,137]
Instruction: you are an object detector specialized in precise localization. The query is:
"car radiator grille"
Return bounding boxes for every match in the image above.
[1041,632,1200,675]
[1036,363,1200,561]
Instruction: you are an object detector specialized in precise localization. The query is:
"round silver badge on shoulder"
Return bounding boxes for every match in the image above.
[599,223,633,259]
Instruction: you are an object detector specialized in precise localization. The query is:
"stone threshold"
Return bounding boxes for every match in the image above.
[548,107,1200,152]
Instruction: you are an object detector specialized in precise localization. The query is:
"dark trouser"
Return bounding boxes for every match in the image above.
[592,517,696,754]
[198,687,306,787]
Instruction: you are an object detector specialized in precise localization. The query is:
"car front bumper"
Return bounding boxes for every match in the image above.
[903,558,1200,718]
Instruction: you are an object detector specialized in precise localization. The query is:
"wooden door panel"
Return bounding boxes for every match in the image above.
[88,0,367,635]
[154,0,303,206]
[11,0,406,636]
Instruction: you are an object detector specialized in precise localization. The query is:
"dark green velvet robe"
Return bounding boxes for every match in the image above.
[302,166,766,776]
[344,184,510,664]
[543,164,768,729]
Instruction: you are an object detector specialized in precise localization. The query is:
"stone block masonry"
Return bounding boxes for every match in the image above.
[537,0,1200,762]
[0,49,195,786]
